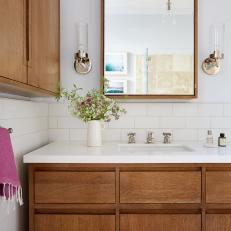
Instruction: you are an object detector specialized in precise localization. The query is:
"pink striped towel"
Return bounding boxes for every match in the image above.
[0,128,23,206]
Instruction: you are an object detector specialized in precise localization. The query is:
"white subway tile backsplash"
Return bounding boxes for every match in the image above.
[211,118,231,128]
[11,131,49,156]
[1,99,48,119]
[70,129,87,141]
[135,117,159,129]
[159,117,186,129]
[186,118,210,129]
[49,103,70,117]
[0,117,48,137]
[0,100,3,119]
[122,103,146,116]
[109,117,135,129]
[49,129,70,141]
[49,118,58,128]
[173,129,198,141]
[147,103,173,116]
[224,104,231,116]
[58,117,85,128]
[47,102,231,142]
[103,129,121,141]
[173,103,198,117]
[198,104,223,117]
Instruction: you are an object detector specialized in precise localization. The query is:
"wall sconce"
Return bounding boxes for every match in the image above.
[74,23,92,74]
[202,23,225,75]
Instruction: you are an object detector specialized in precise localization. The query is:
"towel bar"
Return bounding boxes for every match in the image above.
[8,128,13,134]
[0,127,13,133]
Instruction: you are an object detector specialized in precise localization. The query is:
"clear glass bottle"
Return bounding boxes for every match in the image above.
[207,130,214,144]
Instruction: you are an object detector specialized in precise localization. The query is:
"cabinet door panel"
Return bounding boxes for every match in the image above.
[28,0,60,92]
[120,214,201,231]
[35,215,115,231]
[0,0,27,83]
[206,214,231,231]
[206,171,231,203]
[120,171,201,203]
[35,171,116,204]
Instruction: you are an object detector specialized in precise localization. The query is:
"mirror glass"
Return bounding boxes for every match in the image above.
[103,0,196,98]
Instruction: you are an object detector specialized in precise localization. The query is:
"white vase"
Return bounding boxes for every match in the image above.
[87,120,102,147]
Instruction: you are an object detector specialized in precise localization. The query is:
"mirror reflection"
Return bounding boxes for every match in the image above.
[104,0,195,96]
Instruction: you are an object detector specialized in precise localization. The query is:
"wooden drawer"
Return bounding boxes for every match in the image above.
[120,171,201,203]
[34,171,116,204]
[35,214,115,231]
[120,214,201,231]
[206,171,231,203]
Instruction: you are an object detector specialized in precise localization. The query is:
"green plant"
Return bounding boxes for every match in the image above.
[56,84,126,123]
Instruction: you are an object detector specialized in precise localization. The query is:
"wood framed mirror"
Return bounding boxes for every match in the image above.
[101,0,198,99]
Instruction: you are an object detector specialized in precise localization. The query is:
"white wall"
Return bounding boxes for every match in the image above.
[60,0,231,102]
[0,98,49,231]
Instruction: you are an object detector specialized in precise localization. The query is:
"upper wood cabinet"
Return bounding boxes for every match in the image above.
[0,0,60,96]
[28,0,60,93]
[0,0,27,83]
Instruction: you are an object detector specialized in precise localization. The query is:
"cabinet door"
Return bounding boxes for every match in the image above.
[206,171,231,203]
[35,214,115,231]
[0,0,27,83]
[206,214,231,231]
[120,214,201,231]
[28,0,60,93]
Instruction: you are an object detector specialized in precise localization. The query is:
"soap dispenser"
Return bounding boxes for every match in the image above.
[204,130,217,148]
[218,133,226,147]
[207,130,214,144]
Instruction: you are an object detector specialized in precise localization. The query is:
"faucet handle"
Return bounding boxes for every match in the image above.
[128,132,136,144]
[146,131,154,144]
[163,132,172,144]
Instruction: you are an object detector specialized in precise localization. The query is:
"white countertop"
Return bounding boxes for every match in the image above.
[23,141,231,164]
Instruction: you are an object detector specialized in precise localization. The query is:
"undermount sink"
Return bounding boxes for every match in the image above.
[118,143,195,153]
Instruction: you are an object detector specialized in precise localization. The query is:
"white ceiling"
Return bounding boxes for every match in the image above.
[105,0,194,15]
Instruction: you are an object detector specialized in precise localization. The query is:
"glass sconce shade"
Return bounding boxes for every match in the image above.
[210,23,225,59]
[77,22,88,52]
[202,23,225,75]
[74,22,92,74]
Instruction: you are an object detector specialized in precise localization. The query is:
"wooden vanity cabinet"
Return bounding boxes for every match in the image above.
[0,0,59,96]
[28,164,231,231]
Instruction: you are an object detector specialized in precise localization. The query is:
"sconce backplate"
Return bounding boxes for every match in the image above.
[202,57,221,75]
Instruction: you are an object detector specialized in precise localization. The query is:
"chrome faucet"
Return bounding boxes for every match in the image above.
[128,132,136,144]
[163,132,172,144]
[146,131,154,144]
